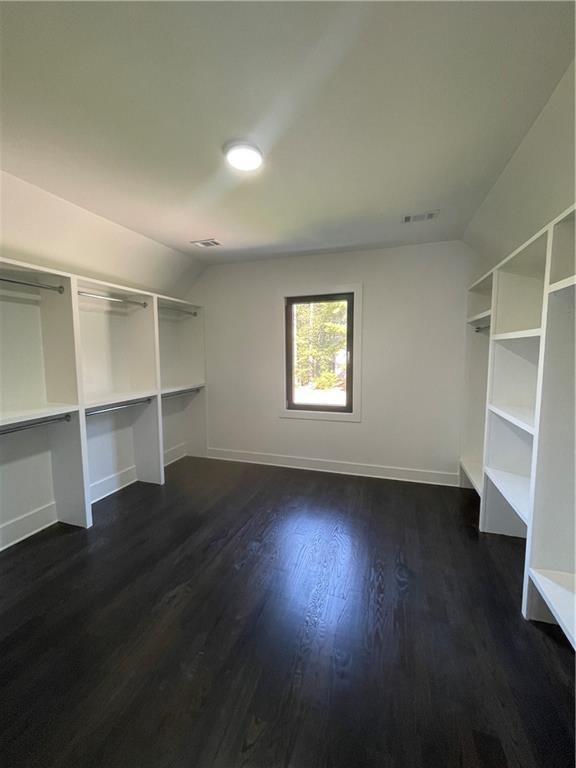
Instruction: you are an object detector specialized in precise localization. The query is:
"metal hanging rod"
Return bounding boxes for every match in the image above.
[162,387,201,399]
[160,306,198,317]
[0,413,71,437]
[86,397,152,417]
[0,276,64,294]
[78,291,148,308]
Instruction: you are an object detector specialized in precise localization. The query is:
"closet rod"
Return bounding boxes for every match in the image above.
[161,306,198,317]
[86,397,152,417]
[78,291,148,308]
[0,276,65,294]
[0,414,71,437]
[162,387,201,399]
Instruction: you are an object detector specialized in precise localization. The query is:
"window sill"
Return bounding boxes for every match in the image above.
[279,408,361,423]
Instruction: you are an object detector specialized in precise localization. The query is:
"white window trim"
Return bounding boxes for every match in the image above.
[279,282,362,423]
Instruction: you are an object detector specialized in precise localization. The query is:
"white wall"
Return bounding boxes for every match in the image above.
[0,171,202,296]
[189,241,478,486]
[464,61,575,270]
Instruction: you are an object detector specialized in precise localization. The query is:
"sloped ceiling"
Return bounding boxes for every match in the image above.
[1,1,574,267]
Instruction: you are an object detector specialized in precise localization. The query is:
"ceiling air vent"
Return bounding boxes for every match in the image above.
[402,210,439,224]
[190,238,222,248]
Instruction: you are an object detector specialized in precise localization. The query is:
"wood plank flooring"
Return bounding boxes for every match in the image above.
[0,458,574,768]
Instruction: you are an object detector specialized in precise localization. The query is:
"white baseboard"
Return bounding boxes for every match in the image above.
[207,448,459,487]
[164,442,188,467]
[90,466,137,503]
[0,501,58,552]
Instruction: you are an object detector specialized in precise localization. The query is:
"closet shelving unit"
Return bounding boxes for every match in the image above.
[0,266,79,426]
[460,205,575,648]
[0,258,205,550]
[157,297,206,467]
[77,279,159,407]
[461,273,493,495]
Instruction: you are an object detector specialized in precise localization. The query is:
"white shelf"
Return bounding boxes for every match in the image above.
[161,383,205,396]
[492,328,540,341]
[550,209,574,285]
[466,310,491,328]
[84,390,158,410]
[548,275,576,295]
[468,271,493,292]
[485,467,530,524]
[0,403,80,429]
[488,403,535,435]
[460,457,483,496]
[529,569,576,649]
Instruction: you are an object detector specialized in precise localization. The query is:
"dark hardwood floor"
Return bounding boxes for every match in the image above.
[0,458,573,768]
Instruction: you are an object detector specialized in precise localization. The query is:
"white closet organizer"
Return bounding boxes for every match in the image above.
[0,266,78,424]
[157,298,205,467]
[78,280,158,406]
[161,388,205,467]
[461,273,493,494]
[85,396,163,503]
[0,257,205,551]
[460,204,576,648]
[158,298,204,391]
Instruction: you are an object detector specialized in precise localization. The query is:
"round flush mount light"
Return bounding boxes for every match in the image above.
[224,141,263,172]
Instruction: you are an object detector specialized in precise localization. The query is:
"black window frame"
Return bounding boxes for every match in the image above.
[285,292,354,413]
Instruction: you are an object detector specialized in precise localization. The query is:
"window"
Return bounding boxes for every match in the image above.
[285,292,354,413]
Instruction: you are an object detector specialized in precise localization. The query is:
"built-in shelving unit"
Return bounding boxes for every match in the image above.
[493,233,547,335]
[461,203,575,648]
[161,387,206,467]
[0,266,79,418]
[157,298,206,467]
[524,267,575,648]
[77,280,158,404]
[158,298,205,391]
[0,257,205,550]
[85,395,163,504]
[549,209,574,285]
[460,273,492,496]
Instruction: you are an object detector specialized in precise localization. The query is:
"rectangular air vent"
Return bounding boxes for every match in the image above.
[403,210,439,224]
[190,238,222,248]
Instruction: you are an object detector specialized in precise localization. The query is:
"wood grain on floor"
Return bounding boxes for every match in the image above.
[0,458,573,768]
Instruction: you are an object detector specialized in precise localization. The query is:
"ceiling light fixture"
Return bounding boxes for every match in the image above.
[224,141,263,172]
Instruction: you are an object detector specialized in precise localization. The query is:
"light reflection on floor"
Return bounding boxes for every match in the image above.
[273,511,362,639]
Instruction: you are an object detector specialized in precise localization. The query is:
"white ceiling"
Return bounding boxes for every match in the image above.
[1,2,574,264]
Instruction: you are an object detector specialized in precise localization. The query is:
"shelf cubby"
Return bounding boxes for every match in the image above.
[466,309,491,329]
[461,269,494,497]
[466,273,493,318]
[524,284,575,647]
[158,299,205,391]
[161,388,206,467]
[493,234,547,334]
[77,281,157,403]
[488,335,540,435]
[85,396,163,503]
[0,411,89,550]
[550,209,575,286]
[482,410,532,534]
[0,266,79,418]
[460,323,490,496]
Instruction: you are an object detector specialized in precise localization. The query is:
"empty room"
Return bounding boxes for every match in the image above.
[0,2,574,767]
